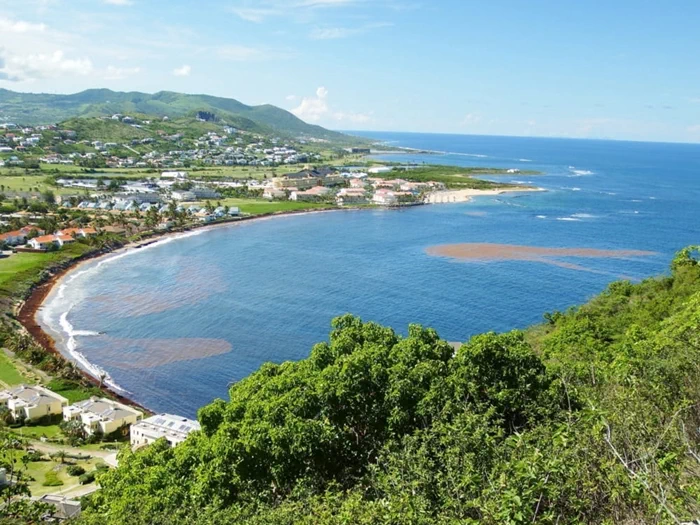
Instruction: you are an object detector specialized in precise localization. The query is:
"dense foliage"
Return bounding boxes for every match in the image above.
[76,248,700,524]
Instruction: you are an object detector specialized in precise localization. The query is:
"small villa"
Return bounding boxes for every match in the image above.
[290,186,332,201]
[0,226,45,246]
[130,413,201,448]
[63,397,142,436]
[28,233,75,250]
[0,385,68,422]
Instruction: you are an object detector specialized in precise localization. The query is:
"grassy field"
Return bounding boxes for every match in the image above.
[46,378,104,404]
[0,173,76,196]
[22,451,106,497]
[213,198,333,215]
[12,424,63,440]
[0,351,30,386]
[0,244,92,298]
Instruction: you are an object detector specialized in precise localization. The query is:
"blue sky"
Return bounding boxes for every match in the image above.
[1,0,699,143]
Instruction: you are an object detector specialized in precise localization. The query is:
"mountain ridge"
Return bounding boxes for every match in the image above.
[0,88,357,142]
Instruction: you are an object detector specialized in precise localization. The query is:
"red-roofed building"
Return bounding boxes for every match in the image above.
[0,226,45,246]
[28,234,74,250]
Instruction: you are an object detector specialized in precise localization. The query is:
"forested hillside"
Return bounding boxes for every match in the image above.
[0,88,356,142]
[78,247,700,524]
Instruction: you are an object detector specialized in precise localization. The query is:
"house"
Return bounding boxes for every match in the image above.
[130,413,201,448]
[28,234,74,250]
[59,227,97,238]
[336,188,368,206]
[290,186,332,202]
[0,226,45,246]
[372,189,398,206]
[343,147,371,154]
[62,397,142,436]
[228,207,240,216]
[0,385,68,422]
[161,171,188,179]
[368,166,393,174]
[36,495,81,521]
[262,187,286,200]
[171,190,196,201]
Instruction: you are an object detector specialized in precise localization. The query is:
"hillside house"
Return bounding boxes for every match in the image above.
[63,397,142,436]
[0,385,68,422]
[130,413,201,448]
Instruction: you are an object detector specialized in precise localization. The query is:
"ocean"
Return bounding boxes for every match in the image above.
[39,133,700,417]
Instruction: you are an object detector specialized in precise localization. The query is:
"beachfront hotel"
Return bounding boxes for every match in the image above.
[130,413,201,448]
[0,384,69,422]
[63,397,142,436]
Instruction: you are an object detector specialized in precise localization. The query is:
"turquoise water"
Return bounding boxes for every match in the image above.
[40,133,700,416]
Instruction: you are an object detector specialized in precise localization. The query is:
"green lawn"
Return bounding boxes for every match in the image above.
[12,424,63,440]
[205,198,333,215]
[0,173,75,195]
[0,244,92,297]
[46,378,104,404]
[21,451,107,497]
[0,352,31,386]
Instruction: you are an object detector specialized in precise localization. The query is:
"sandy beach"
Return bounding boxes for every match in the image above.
[424,186,544,204]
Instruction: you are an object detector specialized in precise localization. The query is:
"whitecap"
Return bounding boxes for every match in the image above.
[58,310,129,394]
[556,217,582,222]
[535,215,547,219]
[571,213,596,218]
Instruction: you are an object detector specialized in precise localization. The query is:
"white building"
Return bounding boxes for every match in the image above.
[161,171,188,179]
[130,413,201,448]
[63,397,142,436]
[0,385,68,422]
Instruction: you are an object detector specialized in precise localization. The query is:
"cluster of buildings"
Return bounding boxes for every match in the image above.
[261,167,446,207]
[0,384,200,449]
[0,226,98,250]
[0,117,324,170]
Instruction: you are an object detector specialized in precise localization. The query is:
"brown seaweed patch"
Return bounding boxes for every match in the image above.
[426,243,656,272]
[90,261,227,317]
[90,336,232,369]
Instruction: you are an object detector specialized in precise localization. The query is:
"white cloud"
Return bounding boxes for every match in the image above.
[173,64,191,77]
[0,48,92,81]
[229,7,281,22]
[310,21,391,39]
[229,0,362,22]
[309,27,357,40]
[460,113,481,127]
[285,94,297,101]
[291,86,372,124]
[103,65,140,80]
[103,0,134,5]
[687,124,700,134]
[292,86,330,121]
[0,17,47,33]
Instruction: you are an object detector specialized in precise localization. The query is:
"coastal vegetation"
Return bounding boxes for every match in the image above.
[375,164,539,189]
[70,247,700,524]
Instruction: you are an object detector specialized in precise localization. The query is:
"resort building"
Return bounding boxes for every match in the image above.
[289,186,332,201]
[0,226,45,246]
[336,188,368,206]
[58,227,98,238]
[0,385,69,422]
[63,397,143,436]
[130,413,201,448]
[36,495,82,521]
[28,234,75,250]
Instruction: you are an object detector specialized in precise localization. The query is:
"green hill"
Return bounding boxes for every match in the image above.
[74,246,700,525]
[0,88,359,142]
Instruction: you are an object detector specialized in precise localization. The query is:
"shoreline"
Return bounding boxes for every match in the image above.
[14,187,543,414]
[424,186,544,204]
[16,206,360,413]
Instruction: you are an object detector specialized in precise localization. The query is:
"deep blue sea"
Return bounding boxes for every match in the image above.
[40,133,700,416]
